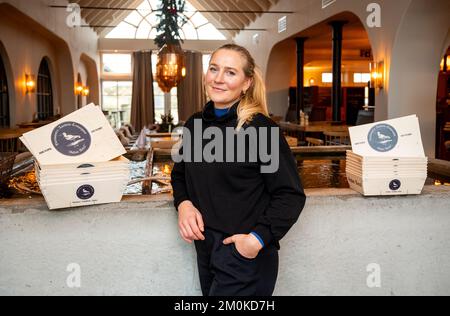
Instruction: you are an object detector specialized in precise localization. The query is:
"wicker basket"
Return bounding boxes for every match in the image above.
[0,152,17,184]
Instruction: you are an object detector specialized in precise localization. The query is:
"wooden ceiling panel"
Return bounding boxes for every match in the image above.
[75,0,280,38]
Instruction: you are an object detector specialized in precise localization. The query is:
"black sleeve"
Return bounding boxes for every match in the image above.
[171,158,190,211]
[170,117,194,211]
[253,126,306,246]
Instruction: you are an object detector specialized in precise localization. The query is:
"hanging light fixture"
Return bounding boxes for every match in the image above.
[154,0,188,93]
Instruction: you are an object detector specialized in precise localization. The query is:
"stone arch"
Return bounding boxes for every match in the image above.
[266,11,375,121]
[389,0,449,157]
[0,40,15,128]
[56,41,76,115]
[80,53,100,105]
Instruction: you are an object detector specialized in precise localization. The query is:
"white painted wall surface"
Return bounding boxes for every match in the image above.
[1,187,449,296]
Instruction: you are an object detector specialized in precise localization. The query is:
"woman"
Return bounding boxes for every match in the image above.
[171,44,306,296]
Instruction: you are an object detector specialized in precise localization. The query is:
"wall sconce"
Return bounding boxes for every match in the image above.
[82,86,90,96]
[440,55,449,72]
[181,66,187,78]
[75,83,84,95]
[25,74,36,94]
[370,61,384,89]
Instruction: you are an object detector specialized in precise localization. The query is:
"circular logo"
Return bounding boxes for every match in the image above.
[389,179,401,191]
[51,122,91,156]
[367,124,398,152]
[76,185,95,200]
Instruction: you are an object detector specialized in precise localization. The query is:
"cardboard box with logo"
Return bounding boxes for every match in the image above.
[20,104,130,210]
[346,115,428,196]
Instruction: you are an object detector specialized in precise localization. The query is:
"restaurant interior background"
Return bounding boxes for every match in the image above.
[1,0,449,195]
[0,0,449,296]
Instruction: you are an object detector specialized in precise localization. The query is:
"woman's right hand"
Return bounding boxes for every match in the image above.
[178,200,205,243]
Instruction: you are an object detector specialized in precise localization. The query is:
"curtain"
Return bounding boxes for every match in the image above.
[130,50,154,132]
[177,51,206,123]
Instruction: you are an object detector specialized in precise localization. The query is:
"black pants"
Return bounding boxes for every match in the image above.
[194,228,279,296]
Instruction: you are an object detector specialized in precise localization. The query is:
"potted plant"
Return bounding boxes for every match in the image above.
[159,113,175,133]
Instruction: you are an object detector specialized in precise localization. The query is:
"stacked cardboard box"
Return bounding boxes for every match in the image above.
[20,104,130,210]
[346,115,428,196]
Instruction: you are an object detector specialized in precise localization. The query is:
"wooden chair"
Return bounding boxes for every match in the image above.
[115,130,132,149]
[124,123,138,136]
[323,131,350,146]
[306,137,324,147]
[444,122,450,132]
[120,126,138,142]
[445,141,450,152]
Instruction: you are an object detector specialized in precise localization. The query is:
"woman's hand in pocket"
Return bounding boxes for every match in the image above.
[178,200,205,243]
[223,234,263,260]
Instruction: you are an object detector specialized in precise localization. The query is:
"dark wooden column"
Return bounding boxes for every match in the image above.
[329,21,347,123]
[296,37,307,123]
[444,54,448,73]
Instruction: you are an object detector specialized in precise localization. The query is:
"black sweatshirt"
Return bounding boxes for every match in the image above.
[171,101,306,249]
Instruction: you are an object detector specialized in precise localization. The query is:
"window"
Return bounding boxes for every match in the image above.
[101,54,133,128]
[151,52,211,123]
[354,73,371,84]
[322,73,333,83]
[102,54,132,75]
[152,53,178,124]
[100,51,208,127]
[102,81,133,128]
[105,0,226,40]
[153,82,178,125]
[203,54,211,74]
[37,59,53,121]
[0,54,9,128]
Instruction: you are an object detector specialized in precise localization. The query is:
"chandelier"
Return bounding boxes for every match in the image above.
[155,0,187,93]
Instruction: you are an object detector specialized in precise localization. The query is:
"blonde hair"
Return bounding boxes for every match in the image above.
[210,44,269,130]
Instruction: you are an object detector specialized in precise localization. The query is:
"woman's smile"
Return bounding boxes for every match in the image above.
[212,87,227,92]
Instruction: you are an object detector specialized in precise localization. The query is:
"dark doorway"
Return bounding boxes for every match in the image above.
[435,48,450,161]
[37,58,54,120]
[0,54,10,128]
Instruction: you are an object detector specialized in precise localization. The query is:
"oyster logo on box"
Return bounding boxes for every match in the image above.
[51,122,91,156]
[76,185,95,200]
[367,124,398,152]
[389,179,402,191]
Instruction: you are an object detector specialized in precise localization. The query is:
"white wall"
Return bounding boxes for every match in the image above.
[0,0,100,126]
[389,0,450,157]
[1,186,449,296]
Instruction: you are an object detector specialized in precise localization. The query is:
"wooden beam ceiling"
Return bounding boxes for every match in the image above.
[73,0,280,38]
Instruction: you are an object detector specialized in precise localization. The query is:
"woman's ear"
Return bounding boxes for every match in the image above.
[243,78,253,93]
